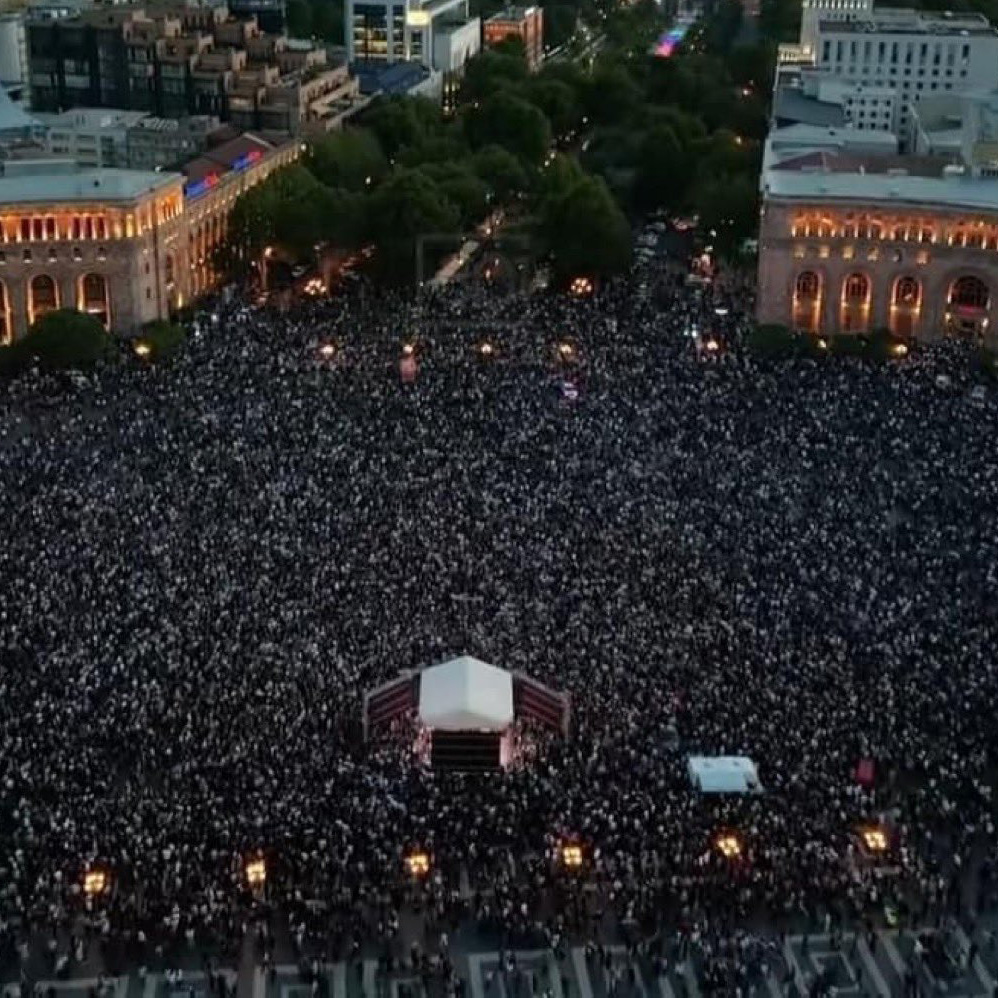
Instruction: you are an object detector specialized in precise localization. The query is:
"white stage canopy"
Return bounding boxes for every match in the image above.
[418,656,515,732]
[687,755,762,794]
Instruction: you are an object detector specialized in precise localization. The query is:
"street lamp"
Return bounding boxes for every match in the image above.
[715,833,742,859]
[245,857,267,888]
[860,827,888,853]
[83,869,108,897]
[318,343,336,359]
[405,851,431,877]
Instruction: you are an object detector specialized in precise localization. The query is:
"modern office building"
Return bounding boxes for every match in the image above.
[776,6,998,140]
[0,130,297,341]
[483,5,542,69]
[0,10,29,91]
[774,69,899,133]
[346,0,479,75]
[26,2,363,133]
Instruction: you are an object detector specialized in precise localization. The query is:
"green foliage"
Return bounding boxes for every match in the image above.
[693,173,760,259]
[632,124,690,214]
[525,78,583,139]
[140,320,187,361]
[586,63,644,125]
[464,93,552,165]
[417,163,490,229]
[538,172,632,280]
[471,144,529,199]
[747,323,799,358]
[461,50,529,103]
[973,346,998,382]
[542,4,579,49]
[367,169,461,283]
[362,97,441,160]
[830,334,868,357]
[19,309,110,371]
[307,130,388,192]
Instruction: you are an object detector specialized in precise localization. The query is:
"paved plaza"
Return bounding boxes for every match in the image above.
[5,928,997,998]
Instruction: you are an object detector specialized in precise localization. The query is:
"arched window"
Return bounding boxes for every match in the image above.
[78,273,110,329]
[792,270,823,334]
[796,271,820,299]
[29,274,59,325]
[949,275,990,310]
[894,276,920,306]
[840,272,871,333]
[946,275,991,339]
[890,276,921,337]
[0,280,10,344]
[165,254,175,287]
[843,273,871,302]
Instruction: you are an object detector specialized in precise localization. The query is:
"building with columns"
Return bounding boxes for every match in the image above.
[0,129,298,342]
[757,152,998,340]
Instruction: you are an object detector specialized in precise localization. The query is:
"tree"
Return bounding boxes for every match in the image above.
[418,163,490,229]
[747,323,799,358]
[585,64,644,126]
[525,78,583,139]
[464,93,552,165]
[538,173,632,280]
[363,97,424,159]
[20,309,110,371]
[471,144,529,200]
[307,129,388,192]
[460,50,529,102]
[139,320,187,362]
[692,173,759,258]
[540,4,578,50]
[632,124,691,214]
[367,169,461,283]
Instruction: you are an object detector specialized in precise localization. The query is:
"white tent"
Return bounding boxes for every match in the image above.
[688,756,762,794]
[418,656,515,732]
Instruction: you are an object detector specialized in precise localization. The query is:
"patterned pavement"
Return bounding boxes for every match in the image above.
[5,930,998,998]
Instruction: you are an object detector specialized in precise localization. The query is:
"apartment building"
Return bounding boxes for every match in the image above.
[26,2,363,133]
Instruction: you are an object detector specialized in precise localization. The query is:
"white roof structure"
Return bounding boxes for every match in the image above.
[688,756,763,794]
[418,656,514,732]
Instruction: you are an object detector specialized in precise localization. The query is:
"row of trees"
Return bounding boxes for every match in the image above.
[220,0,778,286]
[220,41,635,285]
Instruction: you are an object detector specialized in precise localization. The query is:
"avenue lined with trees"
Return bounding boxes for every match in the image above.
[214,0,777,287]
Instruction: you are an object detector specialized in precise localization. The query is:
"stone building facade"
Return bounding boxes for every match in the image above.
[0,131,299,342]
[758,194,998,340]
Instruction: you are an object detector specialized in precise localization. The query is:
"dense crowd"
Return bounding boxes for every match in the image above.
[0,249,996,983]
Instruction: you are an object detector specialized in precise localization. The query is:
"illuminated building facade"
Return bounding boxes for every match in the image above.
[483,5,542,70]
[0,131,298,342]
[758,160,998,340]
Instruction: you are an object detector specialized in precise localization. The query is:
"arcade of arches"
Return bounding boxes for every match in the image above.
[788,270,993,339]
[756,199,998,341]
[0,272,112,344]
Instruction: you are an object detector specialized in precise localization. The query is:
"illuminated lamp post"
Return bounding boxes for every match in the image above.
[245,856,267,894]
[715,833,742,860]
[83,868,109,898]
[405,851,431,878]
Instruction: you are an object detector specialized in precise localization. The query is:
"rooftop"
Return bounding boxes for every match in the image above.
[34,108,150,131]
[774,87,846,127]
[765,161,998,210]
[0,160,181,203]
[182,130,280,190]
[485,4,537,21]
[818,10,997,35]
